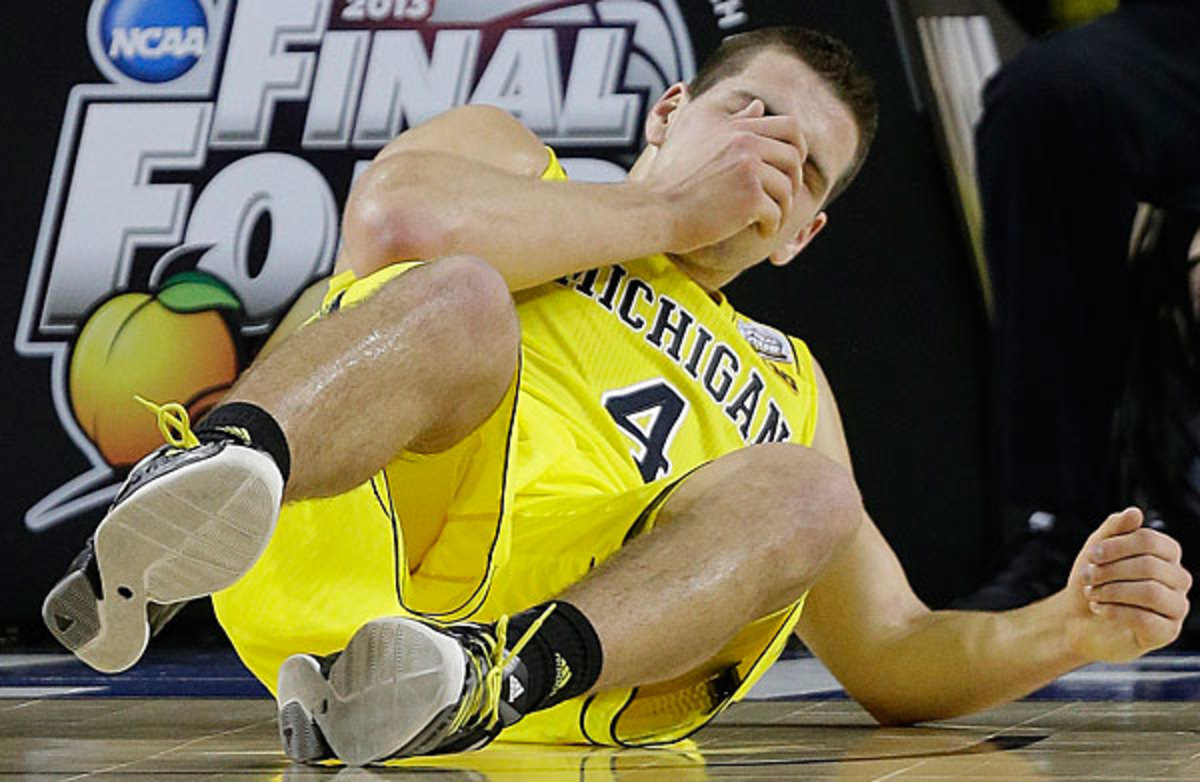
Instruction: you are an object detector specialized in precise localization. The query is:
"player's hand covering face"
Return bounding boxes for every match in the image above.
[637,48,859,281]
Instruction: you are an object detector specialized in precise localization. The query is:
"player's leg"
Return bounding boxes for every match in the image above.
[223,256,519,499]
[44,257,520,673]
[966,2,1200,610]
[978,33,1136,560]
[277,442,863,765]
[968,14,1156,607]
[559,442,862,689]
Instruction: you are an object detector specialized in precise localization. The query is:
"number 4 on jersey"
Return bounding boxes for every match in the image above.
[602,380,688,483]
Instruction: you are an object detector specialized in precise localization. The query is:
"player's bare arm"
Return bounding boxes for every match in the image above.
[797,358,1192,725]
[329,104,548,276]
[338,98,811,290]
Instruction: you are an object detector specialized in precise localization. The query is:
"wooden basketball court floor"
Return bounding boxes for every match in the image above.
[3,650,1198,780]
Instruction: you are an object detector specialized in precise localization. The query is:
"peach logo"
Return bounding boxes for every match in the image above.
[68,271,240,466]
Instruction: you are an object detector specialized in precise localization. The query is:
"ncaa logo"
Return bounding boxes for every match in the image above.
[97,0,208,83]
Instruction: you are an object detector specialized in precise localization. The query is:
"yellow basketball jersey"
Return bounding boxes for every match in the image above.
[510,151,820,503]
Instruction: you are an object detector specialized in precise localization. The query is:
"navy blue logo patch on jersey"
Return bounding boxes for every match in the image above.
[100,0,207,83]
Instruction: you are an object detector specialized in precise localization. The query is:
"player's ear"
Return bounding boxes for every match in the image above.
[645,82,689,147]
[770,212,828,266]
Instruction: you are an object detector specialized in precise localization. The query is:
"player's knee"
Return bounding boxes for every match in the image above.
[753,443,863,574]
[407,256,518,450]
[431,254,520,366]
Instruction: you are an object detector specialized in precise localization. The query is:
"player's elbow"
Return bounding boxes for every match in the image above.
[342,154,455,274]
[851,682,962,727]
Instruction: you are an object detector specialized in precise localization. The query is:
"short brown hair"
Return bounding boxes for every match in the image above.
[690,27,878,204]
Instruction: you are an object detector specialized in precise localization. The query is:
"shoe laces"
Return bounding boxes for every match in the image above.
[134,396,200,449]
[449,604,556,734]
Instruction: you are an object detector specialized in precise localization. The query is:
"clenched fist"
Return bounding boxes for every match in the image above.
[1062,507,1192,663]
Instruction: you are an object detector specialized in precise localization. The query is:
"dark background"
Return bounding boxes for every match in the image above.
[0,0,1081,646]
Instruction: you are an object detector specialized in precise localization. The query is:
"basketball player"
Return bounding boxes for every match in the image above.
[44,27,1191,766]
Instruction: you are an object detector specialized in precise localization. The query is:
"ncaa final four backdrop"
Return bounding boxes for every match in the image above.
[1,0,986,634]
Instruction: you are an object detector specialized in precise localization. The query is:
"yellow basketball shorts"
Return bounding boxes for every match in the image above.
[212,263,806,747]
